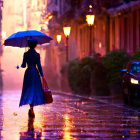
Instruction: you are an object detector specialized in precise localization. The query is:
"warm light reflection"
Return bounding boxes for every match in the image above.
[1,0,49,139]
[99,42,102,48]
[1,90,47,140]
[2,91,23,140]
[63,114,74,140]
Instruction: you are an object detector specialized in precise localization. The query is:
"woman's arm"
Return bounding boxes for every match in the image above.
[37,54,44,77]
[21,53,26,68]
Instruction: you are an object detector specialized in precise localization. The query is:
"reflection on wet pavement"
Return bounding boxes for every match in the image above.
[0,90,140,139]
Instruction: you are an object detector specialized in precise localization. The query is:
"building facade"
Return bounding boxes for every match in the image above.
[43,0,140,90]
[108,0,140,54]
[75,0,140,56]
[46,0,140,61]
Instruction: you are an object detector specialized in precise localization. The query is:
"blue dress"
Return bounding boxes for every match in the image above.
[19,49,46,107]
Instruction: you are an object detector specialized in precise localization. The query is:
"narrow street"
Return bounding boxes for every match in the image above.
[0,87,140,139]
[1,0,140,140]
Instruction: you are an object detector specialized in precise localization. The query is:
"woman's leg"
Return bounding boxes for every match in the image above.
[30,104,34,109]
[29,104,35,118]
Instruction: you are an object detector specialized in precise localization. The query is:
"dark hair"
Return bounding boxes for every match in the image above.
[28,39,38,49]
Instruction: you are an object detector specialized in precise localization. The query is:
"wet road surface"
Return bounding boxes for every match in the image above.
[0,90,140,139]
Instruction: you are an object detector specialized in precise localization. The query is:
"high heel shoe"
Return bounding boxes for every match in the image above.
[28,108,35,118]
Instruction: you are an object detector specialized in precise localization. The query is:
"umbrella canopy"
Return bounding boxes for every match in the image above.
[4,30,53,47]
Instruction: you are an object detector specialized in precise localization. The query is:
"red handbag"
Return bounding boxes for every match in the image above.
[42,77,53,104]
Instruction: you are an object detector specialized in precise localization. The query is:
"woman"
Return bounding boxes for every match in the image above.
[19,39,46,118]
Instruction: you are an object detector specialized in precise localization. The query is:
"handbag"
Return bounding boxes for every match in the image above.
[42,77,53,104]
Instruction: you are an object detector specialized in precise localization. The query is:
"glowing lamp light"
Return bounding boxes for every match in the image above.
[86,13,95,26]
[86,5,95,26]
[63,25,71,62]
[131,78,139,84]
[56,35,61,43]
[86,5,95,56]
[63,26,71,37]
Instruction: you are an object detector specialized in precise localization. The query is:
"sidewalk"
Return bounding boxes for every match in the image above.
[1,90,140,139]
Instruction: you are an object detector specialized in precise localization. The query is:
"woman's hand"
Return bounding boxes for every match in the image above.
[41,75,45,81]
[16,65,19,69]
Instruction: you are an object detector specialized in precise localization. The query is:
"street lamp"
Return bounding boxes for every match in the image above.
[63,25,71,62]
[56,34,61,44]
[86,5,95,56]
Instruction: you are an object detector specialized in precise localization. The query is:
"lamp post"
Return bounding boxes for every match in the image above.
[56,34,61,44]
[63,25,71,62]
[86,5,95,56]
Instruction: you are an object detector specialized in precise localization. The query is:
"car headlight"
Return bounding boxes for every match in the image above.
[131,78,139,84]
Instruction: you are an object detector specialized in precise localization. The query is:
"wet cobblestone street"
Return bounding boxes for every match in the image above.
[1,0,140,140]
[0,90,140,139]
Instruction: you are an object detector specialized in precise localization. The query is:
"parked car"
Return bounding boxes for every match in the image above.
[121,61,140,105]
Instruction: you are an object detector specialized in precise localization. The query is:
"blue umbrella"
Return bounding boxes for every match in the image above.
[4,30,53,47]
